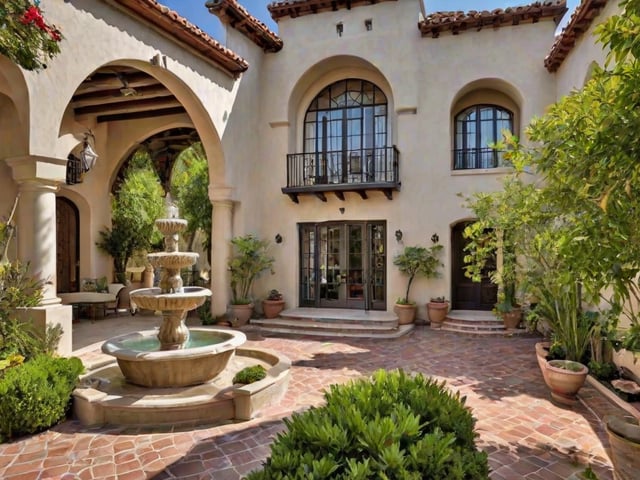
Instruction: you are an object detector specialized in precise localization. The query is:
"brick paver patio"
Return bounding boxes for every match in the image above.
[0,315,628,479]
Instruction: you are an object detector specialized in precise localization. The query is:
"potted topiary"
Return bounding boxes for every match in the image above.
[393,241,444,325]
[262,289,285,319]
[427,296,449,329]
[228,234,274,326]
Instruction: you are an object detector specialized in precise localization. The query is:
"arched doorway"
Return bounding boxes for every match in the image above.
[56,197,79,293]
[451,221,497,310]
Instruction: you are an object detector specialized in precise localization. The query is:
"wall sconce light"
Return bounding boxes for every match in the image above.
[431,233,439,244]
[339,207,345,214]
[80,131,99,173]
[365,19,373,31]
[275,233,283,244]
[395,229,403,242]
[336,22,343,36]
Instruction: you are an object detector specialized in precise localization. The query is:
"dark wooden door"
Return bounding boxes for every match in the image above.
[56,197,79,293]
[451,222,497,310]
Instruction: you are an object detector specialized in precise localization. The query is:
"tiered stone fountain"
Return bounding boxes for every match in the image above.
[73,204,290,427]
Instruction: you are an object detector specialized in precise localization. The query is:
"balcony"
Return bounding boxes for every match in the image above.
[282,146,400,203]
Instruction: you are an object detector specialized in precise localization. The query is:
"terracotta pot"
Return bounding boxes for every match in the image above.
[427,302,449,329]
[546,359,588,406]
[535,342,551,386]
[262,299,285,319]
[394,303,416,325]
[605,416,640,480]
[229,303,254,327]
[501,307,522,329]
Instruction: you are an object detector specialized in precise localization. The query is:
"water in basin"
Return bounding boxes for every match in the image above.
[121,331,231,351]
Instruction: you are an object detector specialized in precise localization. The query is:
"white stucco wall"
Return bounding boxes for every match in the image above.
[251,0,562,315]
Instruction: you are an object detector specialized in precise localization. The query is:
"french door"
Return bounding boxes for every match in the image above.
[299,221,386,310]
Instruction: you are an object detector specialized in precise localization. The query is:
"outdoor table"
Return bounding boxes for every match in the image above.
[59,292,117,321]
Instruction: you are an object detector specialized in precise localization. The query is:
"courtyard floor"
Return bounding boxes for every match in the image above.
[0,313,630,480]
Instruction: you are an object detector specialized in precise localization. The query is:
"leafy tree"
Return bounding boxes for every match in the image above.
[0,1,62,70]
[464,0,640,340]
[96,150,163,283]
[172,142,212,263]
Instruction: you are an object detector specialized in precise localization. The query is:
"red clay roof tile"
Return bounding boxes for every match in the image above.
[545,0,608,72]
[108,0,248,75]
[418,1,567,38]
[268,0,398,21]
[207,0,283,52]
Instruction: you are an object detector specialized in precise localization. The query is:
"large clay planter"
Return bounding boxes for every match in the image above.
[605,415,640,480]
[394,303,416,325]
[535,342,551,385]
[501,307,522,329]
[545,359,588,406]
[427,301,449,329]
[229,303,254,327]
[262,299,285,319]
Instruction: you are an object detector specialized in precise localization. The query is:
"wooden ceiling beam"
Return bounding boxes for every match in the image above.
[72,85,174,108]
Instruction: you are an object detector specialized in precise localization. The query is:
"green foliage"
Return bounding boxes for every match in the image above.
[172,143,212,263]
[96,151,164,283]
[229,235,274,304]
[247,369,489,480]
[0,355,83,442]
[197,298,215,325]
[393,243,443,304]
[464,2,640,354]
[0,1,62,71]
[0,261,58,360]
[233,365,267,384]
[266,289,283,301]
[588,360,618,381]
[0,353,24,373]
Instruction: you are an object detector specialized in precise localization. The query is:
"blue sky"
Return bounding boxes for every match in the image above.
[161,0,579,42]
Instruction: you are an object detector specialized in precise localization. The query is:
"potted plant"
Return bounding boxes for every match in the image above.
[262,289,285,319]
[494,282,522,330]
[228,234,274,326]
[393,242,443,325]
[427,296,449,329]
[528,279,594,406]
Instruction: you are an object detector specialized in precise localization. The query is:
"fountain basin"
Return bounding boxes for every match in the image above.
[101,328,246,387]
[130,286,210,311]
[74,344,291,427]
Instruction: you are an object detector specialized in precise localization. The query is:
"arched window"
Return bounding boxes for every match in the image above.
[454,105,513,170]
[303,79,388,183]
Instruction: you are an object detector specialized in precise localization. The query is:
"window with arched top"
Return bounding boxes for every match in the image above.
[303,79,389,183]
[453,104,513,170]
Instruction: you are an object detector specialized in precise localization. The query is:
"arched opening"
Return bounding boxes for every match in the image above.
[56,197,80,293]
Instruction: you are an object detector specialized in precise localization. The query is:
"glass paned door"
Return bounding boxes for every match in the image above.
[299,222,386,310]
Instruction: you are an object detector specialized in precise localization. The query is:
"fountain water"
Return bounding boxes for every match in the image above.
[73,204,290,426]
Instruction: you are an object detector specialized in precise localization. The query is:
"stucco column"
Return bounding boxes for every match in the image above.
[5,156,73,356]
[209,185,234,318]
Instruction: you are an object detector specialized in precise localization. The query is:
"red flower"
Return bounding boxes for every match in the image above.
[19,4,61,42]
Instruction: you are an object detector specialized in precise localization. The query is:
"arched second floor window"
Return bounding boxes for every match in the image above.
[454,105,513,170]
[303,79,389,183]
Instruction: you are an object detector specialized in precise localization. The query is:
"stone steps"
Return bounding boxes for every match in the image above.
[251,308,412,338]
[438,310,527,336]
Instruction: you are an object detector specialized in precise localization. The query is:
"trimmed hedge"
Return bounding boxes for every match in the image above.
[248,369,489,479]
[0,355,83,442]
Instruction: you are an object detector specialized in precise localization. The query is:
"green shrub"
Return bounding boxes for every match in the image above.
[233,365,267,385]
[247,369,489,479]
[0,355,84,442]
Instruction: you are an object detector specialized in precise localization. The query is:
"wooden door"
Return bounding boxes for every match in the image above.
[451,222,497,310]
[56,197,79,293]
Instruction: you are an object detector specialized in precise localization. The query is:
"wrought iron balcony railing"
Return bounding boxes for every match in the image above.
[282,146,400,202]
[453,147,507,170]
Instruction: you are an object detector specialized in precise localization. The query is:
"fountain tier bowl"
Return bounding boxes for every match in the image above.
[130,286,210,311]
[101,328,246,387]
[146,252,199,271]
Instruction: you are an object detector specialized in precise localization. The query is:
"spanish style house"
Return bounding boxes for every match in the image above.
[0,0,617,351]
